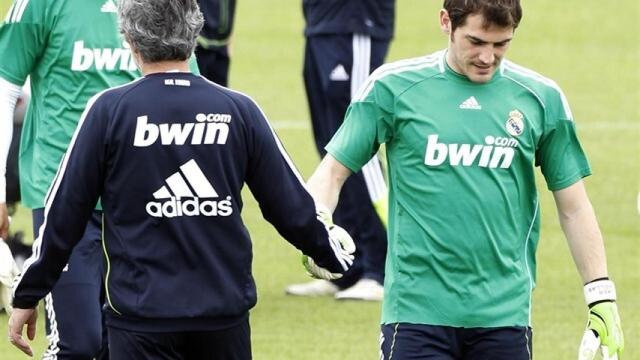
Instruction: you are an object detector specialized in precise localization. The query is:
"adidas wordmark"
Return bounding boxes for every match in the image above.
[146,159,233,218]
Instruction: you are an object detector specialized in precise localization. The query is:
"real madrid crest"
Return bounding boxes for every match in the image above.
[506,110,524,136]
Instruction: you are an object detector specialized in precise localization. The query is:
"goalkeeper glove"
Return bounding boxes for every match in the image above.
[302,205,355,280]
[579,279,624,360]
[0,237,19,314]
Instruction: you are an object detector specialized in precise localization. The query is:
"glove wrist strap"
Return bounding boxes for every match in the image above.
[583,279,616,305]
[315,203,333,226]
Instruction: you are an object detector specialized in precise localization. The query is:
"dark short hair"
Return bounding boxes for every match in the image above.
[443,0,522,32]
[118,0,204,63]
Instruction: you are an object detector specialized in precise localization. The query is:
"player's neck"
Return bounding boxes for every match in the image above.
[139,60,190,75]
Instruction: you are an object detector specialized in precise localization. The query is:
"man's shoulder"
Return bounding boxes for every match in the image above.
[3,0,56,24]
[500,60,567,103]
[355,50,445,101]
[88,77,145,109]
[376,51,445,83]
[200,78,263,113]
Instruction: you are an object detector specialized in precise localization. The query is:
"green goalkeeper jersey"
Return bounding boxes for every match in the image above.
[327,50,591,327]
[0,0,138,208]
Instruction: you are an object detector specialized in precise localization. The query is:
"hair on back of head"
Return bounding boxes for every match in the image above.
[118,0,204,64]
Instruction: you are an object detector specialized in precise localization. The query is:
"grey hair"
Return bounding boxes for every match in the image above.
[118,0,204,63]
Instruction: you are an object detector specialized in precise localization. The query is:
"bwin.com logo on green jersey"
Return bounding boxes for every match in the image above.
[71,41,137,71]
[424,134,518,169]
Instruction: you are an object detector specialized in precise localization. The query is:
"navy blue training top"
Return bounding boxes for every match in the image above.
[13,72,345,331]
[303,0,395,40]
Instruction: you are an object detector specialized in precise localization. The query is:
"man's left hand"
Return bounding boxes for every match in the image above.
[579,279,624,359]
[8,307,38,357]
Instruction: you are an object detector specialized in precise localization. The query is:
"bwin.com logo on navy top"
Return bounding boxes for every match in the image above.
[506,110,524,136]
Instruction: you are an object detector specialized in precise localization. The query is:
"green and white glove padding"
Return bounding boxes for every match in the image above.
[302,205,355,280]
[579,279,624,360]
[0,238,19,314]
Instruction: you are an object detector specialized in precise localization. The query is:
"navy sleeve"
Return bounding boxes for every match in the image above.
[13,93,108,308]
[242,99,344,273]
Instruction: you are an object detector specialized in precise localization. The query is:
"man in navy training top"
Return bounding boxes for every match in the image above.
[8,0,355,359]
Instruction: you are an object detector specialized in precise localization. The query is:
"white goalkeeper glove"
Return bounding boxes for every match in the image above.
[0,237,19,314]
[302,205,355,280]
[578,279,624,360]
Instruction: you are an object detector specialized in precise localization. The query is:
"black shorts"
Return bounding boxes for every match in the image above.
[380,323,532,360]
[108,317,251,360]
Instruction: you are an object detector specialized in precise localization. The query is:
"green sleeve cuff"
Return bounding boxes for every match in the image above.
[547,167,592,191]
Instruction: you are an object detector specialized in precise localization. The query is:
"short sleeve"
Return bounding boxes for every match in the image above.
[0,0,48,85]
[535,89,591,191]
[326,78,394,172]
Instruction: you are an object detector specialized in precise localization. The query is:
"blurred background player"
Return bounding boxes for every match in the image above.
[285,0,395,301]
[8,1,355,358]
[302,0,624,358]
[0,0,140,358]
[195,0,236,85]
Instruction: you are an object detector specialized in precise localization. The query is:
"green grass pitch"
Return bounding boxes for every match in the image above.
[0,0,638,359]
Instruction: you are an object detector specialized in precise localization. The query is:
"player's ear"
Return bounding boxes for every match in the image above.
[439,9,451,35]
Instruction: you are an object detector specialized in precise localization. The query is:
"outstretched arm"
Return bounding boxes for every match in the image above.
[243,101,354,276]
[307,154,352,212]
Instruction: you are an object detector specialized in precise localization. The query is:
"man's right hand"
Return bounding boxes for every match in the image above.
[303,205,356,280]
[0,203,9,240]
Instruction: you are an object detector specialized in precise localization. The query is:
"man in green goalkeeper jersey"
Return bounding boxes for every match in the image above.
[0,0,138,358]
[307,0,624,359]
